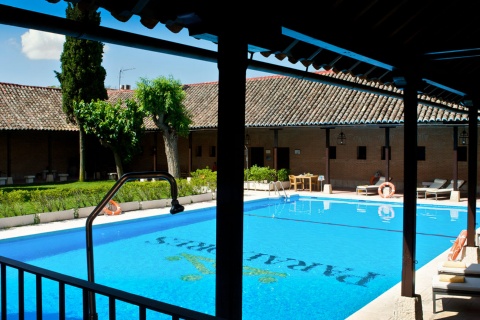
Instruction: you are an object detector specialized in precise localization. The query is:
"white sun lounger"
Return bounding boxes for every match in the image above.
[425,180,465,200]
[437,262,480,277]
[356,177,385,196]
[432,274,480,313]
[416,178,447,198]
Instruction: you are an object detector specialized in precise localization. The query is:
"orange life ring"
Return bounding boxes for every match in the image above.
[370,176,379,185]
[378,182,395,198]
[447,230,467,261]
[103,200,122,215]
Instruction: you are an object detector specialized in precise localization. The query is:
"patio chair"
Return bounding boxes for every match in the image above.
[289,175,304,190]
[425,180,465,200]
[416,178,447,198]
[356,177,386,196]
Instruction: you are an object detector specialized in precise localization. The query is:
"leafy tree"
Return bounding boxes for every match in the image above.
[134,76,192,178]
[55,3,107,181]
[73,99,145,177]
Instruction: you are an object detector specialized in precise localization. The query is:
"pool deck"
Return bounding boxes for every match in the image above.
[1,187,479,319]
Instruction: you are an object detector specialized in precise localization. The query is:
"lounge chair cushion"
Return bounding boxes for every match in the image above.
[438,274,465,283]
[442,261,466,268]
[433,275,480,291]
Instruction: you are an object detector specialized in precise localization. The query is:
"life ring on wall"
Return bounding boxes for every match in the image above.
[447,230,467,261]
[378,182,395,198]
[103,200,122,215]
[369,176,379,185]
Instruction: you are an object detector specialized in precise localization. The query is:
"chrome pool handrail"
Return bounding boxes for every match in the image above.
[85,171,184,320]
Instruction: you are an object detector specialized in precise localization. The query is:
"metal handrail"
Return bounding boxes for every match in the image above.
[269,181,288,198]
[86,171,185,320]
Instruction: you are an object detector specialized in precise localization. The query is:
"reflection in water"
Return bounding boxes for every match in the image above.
[377,205,395,222]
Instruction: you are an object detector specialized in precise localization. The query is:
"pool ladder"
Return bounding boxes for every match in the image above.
[85,171,185,320]
[269,181,288,199]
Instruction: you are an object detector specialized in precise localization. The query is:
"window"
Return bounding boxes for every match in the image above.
[209,146,216,157]
[357,146,367,160]
[381,146,392,160]
[458,146,467,162]
[195,146,202,157]
[328,146,336,159]
[417,146,425,161]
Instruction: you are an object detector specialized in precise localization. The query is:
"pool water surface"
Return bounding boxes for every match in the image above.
[0,195,475,319]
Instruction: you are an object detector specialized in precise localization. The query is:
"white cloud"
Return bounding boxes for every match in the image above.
[21,29,65,60]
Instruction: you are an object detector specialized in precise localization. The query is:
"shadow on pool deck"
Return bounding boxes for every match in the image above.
[271,187,480,320]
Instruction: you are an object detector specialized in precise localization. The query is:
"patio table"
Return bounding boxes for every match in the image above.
[294,175,319,191]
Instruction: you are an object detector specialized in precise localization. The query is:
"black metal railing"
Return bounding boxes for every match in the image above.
[0,255,221,320]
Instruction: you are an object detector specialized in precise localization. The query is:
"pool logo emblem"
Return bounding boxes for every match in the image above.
[167,253,287,283]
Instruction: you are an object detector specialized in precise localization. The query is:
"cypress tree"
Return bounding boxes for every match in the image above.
[55,3,107,181]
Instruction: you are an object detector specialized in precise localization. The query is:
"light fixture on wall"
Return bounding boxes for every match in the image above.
[459,128,468,145]
[337,131,346,145]
[245,133,250,145]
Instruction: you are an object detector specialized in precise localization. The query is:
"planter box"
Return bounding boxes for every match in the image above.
[39,209,75,223]
[78,206,98,218]
[244,181,289,191]
[190,193,214,203]
[0,192,216,229]
[0,214,35,229]
[140,199,168,210]
[118,201,140,212]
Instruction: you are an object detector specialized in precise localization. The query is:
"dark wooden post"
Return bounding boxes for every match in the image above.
[215,14,247,320]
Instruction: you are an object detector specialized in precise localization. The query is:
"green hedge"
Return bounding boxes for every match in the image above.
[244,165,289,182]
[0,169,217,218]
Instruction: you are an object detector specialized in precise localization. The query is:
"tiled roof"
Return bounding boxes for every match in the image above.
[183,71,469,129]
[0,83,75,131]
[0,71,469,132]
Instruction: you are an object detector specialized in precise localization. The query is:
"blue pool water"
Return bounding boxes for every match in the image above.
[0,195,476,319]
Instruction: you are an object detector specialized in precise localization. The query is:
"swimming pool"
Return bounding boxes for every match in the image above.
[0,195,475,319]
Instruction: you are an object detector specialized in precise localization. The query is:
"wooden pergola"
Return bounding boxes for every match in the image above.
[1,2,479,319]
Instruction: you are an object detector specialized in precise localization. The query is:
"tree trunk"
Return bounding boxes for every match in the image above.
[78,127,86,182]
[163,133,180,178]
[113,150,124,178]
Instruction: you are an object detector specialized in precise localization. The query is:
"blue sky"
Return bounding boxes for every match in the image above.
[0,1,304,89]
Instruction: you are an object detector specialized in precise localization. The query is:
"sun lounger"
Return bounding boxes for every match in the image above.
[437,261,480,277]
[432,274,480,313]
[356,177,385,196]
[416,178,447,198]
[425,180,465,200]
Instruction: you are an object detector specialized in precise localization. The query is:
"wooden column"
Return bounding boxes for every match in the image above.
[465,97,478,247]
[273,129,279,171]
[384,127,390,181]
[325,128,331,184]
[188,132,192,174]
[399,75,419,297]
[215,16,247,320]
[453,127,458,190]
